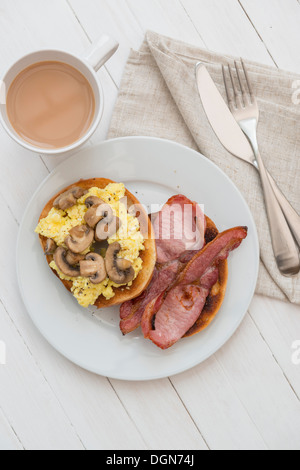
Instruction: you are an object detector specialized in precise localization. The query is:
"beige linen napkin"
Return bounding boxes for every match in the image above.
[108,31,300,304]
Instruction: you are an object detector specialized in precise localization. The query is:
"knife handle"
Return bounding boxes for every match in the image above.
[267,171,300,248]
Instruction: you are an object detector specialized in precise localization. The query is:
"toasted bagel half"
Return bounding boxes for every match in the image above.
[38,178,156,308]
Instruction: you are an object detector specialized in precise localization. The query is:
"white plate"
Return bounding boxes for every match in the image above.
[17,137,259,380]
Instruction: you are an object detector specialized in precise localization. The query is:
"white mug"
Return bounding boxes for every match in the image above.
[0,35,119,155]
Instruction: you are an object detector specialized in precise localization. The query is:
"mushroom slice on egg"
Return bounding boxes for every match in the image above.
[53,187,87,211]
[84,203,114,228]
[84,196,104,208]
[80,253,106,284]
[44,238,57,256]
[105,242,135,285]
[65,251,85,265]
[95,216,121,241]
[65,225,94,254]
[53,247,81,277]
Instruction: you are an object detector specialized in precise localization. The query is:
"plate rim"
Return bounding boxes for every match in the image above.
[16,136,260,380]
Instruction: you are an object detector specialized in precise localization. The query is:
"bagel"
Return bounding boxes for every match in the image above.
[36,178,156,308]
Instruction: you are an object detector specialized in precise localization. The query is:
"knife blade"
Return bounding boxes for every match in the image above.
[195,62,254,162]
[195,62,300,248]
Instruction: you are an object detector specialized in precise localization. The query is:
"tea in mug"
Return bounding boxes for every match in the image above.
[6,61,95,149]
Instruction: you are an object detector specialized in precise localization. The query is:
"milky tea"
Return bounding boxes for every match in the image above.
[6,61,95,149]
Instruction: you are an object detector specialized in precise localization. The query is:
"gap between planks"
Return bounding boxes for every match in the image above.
[0,405,24,450]
[237,0,279,67]
[66,0,119,89]
[249,310,300,403]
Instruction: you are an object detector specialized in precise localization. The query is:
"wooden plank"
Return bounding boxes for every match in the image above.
[0,0,87,57]
[173,311,300,450]
[69,0,206,90]
[0,408,23,450]
[214,314,300,450]
[0,127,49,223]
[240,0,300,71]
[125,0,206,46]
[180,0,275,64]
[0,300,84,450]
[249,296,300,399]
[171,330,267,450]
[69,0,144,85]
[110,379,208,450]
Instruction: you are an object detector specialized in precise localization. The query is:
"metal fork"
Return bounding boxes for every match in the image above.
[222,60,299,277]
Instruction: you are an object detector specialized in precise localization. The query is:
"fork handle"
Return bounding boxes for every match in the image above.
[241,120,299,276]
[255,149,300,275]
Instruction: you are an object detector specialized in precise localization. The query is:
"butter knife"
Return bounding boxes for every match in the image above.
[195,62,300,248]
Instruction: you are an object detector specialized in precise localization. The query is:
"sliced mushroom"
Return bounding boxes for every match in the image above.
[65,225,94,254]
[57,193,77,211]
[105,242,135,285]
[84,203,114,228]
[65,251,85,265]
[95,216,121,241]
[84,206,101,228]
[44,238,57,256]
[80,253,106,284]
[53,247,80,277]
[53,187,87,211]
[84,196,104,208]
[97,203,114,222]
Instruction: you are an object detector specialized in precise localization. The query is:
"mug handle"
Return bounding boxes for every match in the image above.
[83,35,119,72]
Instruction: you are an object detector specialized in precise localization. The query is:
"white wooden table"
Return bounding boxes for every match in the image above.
[0,0,300,451]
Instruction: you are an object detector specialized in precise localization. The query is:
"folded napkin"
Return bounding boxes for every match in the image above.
[108,31,300,304]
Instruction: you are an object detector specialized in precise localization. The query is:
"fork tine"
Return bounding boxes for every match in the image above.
[234,60,247,102]
[227,63,239,101]
[222,65,230,103]
[241,59,254,98]
[222,65,235,111]
[234,61,245,92]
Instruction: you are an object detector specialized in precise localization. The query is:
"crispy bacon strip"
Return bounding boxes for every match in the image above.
[152,194,206,264]
[148,285,209,349]
[143,226,248,349]
[177,226,248,286]
[141,291,166,339]
[141,268,219,348]
[120,260,180,334]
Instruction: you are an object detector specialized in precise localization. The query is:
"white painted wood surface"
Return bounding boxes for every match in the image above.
[0,0,299,450]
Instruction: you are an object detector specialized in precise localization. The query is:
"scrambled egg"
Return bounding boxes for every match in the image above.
[35,183,145,308]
